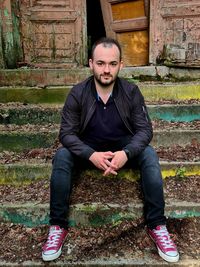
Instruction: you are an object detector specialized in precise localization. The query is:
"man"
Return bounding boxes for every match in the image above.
[42,37,179,263]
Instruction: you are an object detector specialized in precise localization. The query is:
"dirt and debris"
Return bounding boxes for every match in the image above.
[0,123,60,132]
[0,218,199,263]
[0,140,199,164]
[145,99,200,105]
[157,142,200,162]
[0,119,199,132]
[0,174,199,205]
[151,119,200,130]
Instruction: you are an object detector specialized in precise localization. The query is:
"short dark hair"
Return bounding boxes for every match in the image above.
[90,37,122,60]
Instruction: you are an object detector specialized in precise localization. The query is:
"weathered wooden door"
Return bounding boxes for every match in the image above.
[100,0,149,66]
[19,0,87,67]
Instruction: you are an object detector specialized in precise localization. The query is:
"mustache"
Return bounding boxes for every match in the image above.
[100,74,113,77]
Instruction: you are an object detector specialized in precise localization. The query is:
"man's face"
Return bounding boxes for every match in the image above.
[89,43,123,87]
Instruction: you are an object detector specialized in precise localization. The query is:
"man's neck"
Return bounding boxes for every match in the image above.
[95,81,114,104]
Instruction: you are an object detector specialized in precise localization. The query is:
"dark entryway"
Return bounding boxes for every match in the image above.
[86,0,106,59]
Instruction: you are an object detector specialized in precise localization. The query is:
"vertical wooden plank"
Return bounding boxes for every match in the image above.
[0,23,5,69]
[100,0,116,38]
[74,0,87,65]
[0,0,23,68]
[1,0,15,68]
[0,10,5,68]
[149,0,162,65]
[144,0,149,17]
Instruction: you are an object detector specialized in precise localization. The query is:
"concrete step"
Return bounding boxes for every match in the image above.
[1,168,200,226]
[0,215,199,266]
[1,257,199,267]
[0,161,199,185]
[0,82,200,104]
[1,199,200,227]
[0,129,199,152]
[0,104,199,124]
[0,66,200,86]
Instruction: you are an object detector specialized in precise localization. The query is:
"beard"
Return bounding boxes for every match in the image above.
[93,73,117,88]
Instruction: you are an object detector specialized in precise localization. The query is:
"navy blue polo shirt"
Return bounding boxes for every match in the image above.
[82,92,131,152]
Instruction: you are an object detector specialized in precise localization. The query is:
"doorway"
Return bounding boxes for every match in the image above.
[100,0,149,66]
[86,0,106,60]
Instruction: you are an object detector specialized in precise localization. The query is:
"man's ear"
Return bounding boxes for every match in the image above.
[89,59,93,69]
[120,60,124,70]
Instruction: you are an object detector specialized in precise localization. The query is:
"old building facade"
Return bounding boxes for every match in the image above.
[0,0,200,69]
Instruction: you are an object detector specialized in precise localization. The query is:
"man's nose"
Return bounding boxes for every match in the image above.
[104,64,110,72]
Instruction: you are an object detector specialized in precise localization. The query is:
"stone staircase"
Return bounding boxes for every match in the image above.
[0,70,199,266]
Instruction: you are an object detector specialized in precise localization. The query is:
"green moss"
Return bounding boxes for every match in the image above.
[0,87,71,104]
[0,107,62,124]
[140,84,200,101]
[0,164,51,185]
[0,132,57,152]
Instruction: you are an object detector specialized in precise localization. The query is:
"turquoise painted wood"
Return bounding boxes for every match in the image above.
[0,105,199,124]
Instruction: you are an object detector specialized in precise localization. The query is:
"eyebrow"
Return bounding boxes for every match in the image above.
[96,60,119,63]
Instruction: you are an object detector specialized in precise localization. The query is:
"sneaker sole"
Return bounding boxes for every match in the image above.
[42,246,62,261]
[157,246,180,263]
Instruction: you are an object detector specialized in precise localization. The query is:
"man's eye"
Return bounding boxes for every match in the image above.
[97,62,103,66]
[111,62,117,66]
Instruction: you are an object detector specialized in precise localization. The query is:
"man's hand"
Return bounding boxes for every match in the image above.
[103,150,128,176]
[89,151,117,173]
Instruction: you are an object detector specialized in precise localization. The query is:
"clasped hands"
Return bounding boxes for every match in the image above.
[89,150,128,176]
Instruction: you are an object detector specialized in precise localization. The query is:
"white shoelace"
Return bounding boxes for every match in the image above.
[45,228,62,248]
[154,227,175,249]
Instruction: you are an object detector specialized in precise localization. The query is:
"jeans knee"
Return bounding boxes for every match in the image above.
[140,146,159,165]
[53,147,73,165]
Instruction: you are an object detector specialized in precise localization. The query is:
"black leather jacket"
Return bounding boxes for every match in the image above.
[59,76,153,160]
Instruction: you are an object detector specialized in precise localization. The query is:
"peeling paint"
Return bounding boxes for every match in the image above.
[0,1,23,68]
[169,210,200,219]
[1,202,200,227]
[3,8,9,17]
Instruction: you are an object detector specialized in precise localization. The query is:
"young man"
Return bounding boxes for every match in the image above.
[42,37,179,263]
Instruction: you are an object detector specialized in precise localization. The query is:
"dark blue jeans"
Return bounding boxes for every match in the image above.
[50,145,166,229]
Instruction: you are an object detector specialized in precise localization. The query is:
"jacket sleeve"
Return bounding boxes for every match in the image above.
[59,88,95,159]
[123,86,153,158]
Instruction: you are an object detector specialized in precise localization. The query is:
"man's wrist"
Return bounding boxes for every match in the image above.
[123,149,130,160]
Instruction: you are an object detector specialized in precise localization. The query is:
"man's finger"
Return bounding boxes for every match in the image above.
[104,159,117,169]
[103,167,118,176]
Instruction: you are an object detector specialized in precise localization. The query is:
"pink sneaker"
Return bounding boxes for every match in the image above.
[148,225,179,263]
[42,225,68,261]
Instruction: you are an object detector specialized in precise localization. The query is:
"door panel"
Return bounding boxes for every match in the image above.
[118,31,148,66]
[19,0,87,67]
[111,0,145,20]
[100,0,149,66]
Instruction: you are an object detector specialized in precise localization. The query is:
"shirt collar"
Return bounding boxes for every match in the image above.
[96,92,113,101]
